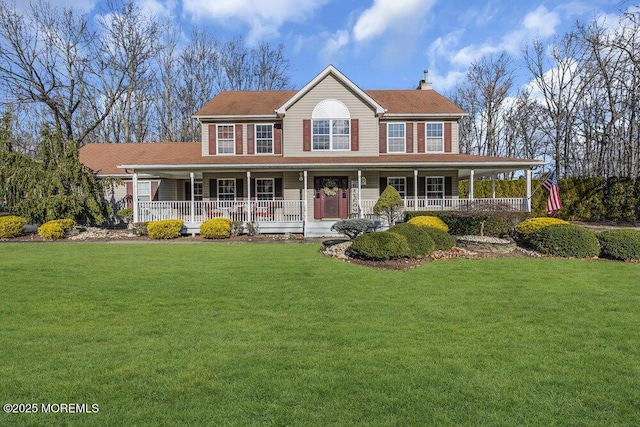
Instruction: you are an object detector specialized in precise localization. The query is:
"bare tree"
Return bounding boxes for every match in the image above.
[454,52,514,157]
[0,0,139,145]
[524,33,590,177]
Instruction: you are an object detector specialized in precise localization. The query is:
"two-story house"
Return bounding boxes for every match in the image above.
[80,65,543,236]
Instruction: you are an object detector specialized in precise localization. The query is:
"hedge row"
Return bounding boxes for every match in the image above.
[459,176,640,222]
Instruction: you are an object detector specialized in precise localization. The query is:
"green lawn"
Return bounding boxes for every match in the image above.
[1,243,639,426]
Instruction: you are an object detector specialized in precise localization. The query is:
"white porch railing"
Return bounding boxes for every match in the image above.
[359,197,528,218]
[137,200,304,223]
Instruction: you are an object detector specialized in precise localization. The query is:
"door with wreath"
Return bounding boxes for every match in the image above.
[313,177,349,219]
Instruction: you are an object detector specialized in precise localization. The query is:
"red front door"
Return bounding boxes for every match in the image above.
[313,177,349,219]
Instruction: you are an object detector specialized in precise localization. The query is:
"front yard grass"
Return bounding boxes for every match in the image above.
[1,243,639,425]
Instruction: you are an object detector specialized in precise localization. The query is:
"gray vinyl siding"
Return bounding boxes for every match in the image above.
[283,74,379,157]
[158,180,177,201]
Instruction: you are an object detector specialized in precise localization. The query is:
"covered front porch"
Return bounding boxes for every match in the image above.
[127,161,541,237]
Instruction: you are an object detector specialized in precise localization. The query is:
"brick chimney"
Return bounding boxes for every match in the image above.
[418,69,432,90]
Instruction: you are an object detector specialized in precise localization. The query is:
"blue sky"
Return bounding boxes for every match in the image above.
[58,0,634,92]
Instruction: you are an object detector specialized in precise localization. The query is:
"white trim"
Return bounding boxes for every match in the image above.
[217,178,236,201]
[425,122,445,153]
[387,122,406,153]
[254,123,274,155]
[255,178,275,200]
[276,65,386,116]
[119,160,545,171]
[216,124,236,155]
[425,176,445,199]
[311,118,351,151]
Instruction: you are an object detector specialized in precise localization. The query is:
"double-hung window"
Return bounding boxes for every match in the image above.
[256,124,273,154]
[387,123,405,153]
[426,123,444,152]
[387,177,406,198]
[255,178,275,201]
[426,177,444,199]
[217,179,236,201]
[313,119,350,150]
[137,181,151,202]
[217,125,235,154]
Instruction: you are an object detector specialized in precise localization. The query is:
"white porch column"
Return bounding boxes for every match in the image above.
[492,174,496,198]
[526,169,532,212]
[469,170,475,201]
[246,171,252,223]
[190,172,195,223]
[357,170,363,218]
[132,172,139,223]
[413,169,418,211]
[303,170,308,236]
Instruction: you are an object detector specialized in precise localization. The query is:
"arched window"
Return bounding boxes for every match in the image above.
[311,99,350,150]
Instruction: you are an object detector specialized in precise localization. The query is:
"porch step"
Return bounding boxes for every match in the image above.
[305,220,342,238]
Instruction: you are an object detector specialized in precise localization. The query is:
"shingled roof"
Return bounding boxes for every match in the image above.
[194,89,464,117]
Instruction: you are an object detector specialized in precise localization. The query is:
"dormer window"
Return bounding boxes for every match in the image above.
[312,99,350,151]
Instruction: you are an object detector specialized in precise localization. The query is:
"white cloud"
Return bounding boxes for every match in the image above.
[319,30,350,64]
[137,0,178,19]
[182,0,331,45]
[523,5,561,38]
[352,0,436,42]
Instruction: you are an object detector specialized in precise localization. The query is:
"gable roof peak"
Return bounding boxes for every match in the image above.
[276,64,386,116]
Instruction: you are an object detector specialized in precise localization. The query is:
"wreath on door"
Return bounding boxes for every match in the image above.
[323,179,338,197]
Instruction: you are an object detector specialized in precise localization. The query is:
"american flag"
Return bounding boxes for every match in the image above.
[542,170,562,215]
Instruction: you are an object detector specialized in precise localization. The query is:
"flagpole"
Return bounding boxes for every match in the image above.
[530,169,553,198]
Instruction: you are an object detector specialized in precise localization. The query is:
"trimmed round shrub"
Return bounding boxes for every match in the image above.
[349,231,410,260]
[147,219,183,239]
[49,219,76,232]
[407,215,449,232]
[200,218,232,239]
[388,223,435,258]
[38,221,66,240]
[515,217,569,236]
[598,228,640,261]
[0,215,26,238]
[420,226,455,251]
[529,224,600,258]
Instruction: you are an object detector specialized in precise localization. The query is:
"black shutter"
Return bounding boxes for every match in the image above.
[379,177,386,196]
[406,177,415,197]
[185,181,191,201]
[251,179,256,200]
[275,178,283,199]
[209,179,217,198]
[445,176,453,197]
[417,176,426,197]
[236,178,244,198]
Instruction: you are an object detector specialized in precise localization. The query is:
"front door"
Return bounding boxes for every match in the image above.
[314,176,349,219]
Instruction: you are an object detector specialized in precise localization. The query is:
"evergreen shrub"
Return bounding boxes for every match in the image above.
[407,215,449,232]
[50,218,76,232]
[528,224,600,258]
[331,218,373,239]
[373,186,404,225]
[388,223,435,258]
[349,231,409,260]
[38,221,66,240]
[515,217,569,237]
[0,215,26,238]
[597,229,640,261]
[117,207,133,223]
[200,218,232,239]
[147,220,183,239]
[420,226,455,251]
